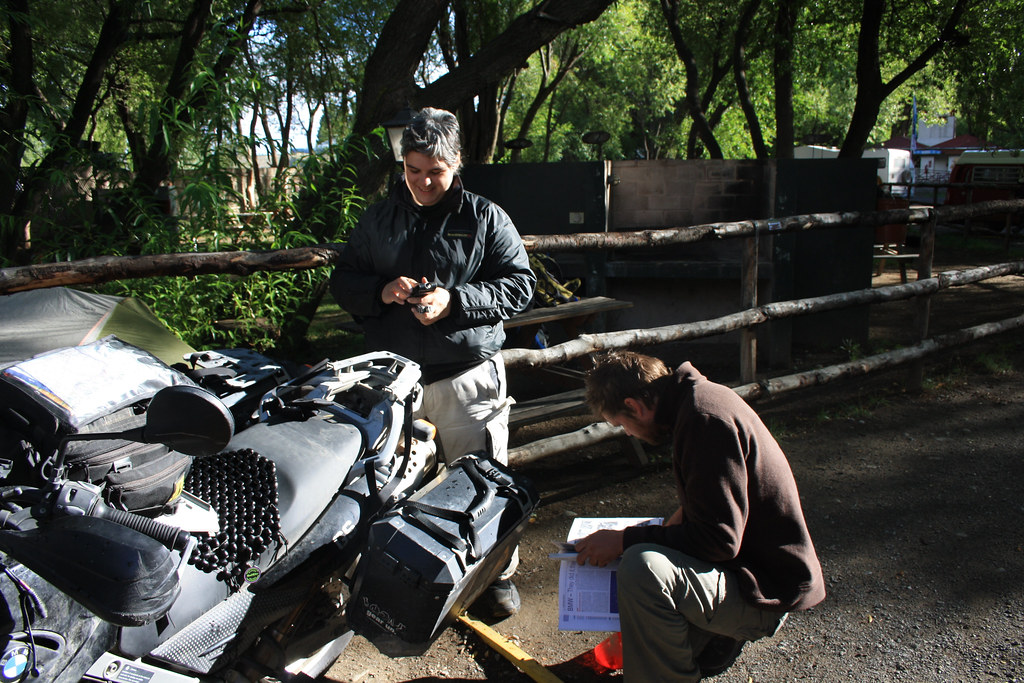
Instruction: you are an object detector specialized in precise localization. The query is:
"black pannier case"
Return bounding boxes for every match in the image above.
[348,454,538,654]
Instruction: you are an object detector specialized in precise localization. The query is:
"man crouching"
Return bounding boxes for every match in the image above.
[574,351,825,681]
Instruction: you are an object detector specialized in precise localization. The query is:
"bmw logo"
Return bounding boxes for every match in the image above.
[0,646,30,681]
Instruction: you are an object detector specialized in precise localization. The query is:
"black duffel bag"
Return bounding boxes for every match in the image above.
[0,336,197,512]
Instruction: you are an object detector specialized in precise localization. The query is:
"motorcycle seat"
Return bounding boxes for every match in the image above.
[225,415,363,545]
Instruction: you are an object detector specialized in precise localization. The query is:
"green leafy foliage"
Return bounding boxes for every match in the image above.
[24,135,367,352]
[125,142,364,353]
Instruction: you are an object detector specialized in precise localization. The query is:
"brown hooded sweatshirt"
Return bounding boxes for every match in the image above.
[622,362,826,612]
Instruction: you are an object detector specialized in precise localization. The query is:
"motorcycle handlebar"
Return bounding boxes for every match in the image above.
[51,481,191,551]
[91,504,192,552]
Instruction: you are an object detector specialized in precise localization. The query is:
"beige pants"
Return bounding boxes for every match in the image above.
[417,354,513,466]
[617,544,789,682]
[416,354,517,579]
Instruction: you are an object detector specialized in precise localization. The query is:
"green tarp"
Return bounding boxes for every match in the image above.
[0,288,195,366]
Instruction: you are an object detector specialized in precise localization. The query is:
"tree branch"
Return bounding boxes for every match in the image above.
[659,0,723,158]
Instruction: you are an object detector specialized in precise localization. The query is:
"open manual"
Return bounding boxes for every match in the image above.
[551,516,662,631]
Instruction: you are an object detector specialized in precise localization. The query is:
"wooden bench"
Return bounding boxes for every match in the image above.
[336,295,632,339]
[504,296,632,348]
[505,295,633,331]
[873,246,919,283]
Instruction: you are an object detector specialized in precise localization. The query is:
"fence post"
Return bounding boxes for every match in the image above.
[908,213,937,392]
[740,232,758,383]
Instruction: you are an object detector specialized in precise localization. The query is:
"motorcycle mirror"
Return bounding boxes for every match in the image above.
[51,385,234,480]
[142,384,235,457]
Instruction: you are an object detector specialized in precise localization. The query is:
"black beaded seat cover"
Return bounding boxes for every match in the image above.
[184,449,282,589]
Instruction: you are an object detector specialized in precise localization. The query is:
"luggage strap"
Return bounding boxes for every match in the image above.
[399,456,512,562]
[374,397,415,509]
[404,506,477,561]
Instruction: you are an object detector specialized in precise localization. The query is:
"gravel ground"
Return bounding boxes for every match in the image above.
[321,249,1024,683]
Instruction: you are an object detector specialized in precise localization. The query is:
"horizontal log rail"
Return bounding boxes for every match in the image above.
[734,313,1024,401]
[508,311,1024,466]
[500,262,1024,369]
[518,199,1024,252]
[0,246,342,295]
[2,199,1022,295]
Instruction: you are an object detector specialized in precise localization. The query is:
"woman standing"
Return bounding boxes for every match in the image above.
[330,107,536,619]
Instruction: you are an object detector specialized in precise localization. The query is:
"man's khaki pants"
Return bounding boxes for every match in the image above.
[617,543,789,682]
[418,354,512,467]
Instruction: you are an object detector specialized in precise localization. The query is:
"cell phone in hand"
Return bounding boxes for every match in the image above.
[411,282,437,313]
[411,282,437,296]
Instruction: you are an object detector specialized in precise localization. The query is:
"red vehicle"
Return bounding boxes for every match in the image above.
[945,150,1024,206]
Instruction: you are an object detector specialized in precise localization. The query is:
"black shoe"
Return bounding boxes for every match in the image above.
[470,578,521,621]
[696,635,746,677]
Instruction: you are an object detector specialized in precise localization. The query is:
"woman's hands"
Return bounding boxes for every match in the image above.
[382,277,451,325]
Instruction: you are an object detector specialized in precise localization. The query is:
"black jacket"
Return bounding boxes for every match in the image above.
[330,178,535,383]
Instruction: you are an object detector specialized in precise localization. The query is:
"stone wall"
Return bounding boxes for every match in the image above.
[602,160,776,376]
[609,159,771,230]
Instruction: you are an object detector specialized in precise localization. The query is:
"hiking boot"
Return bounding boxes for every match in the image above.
[696,635,746,677]
[470,578,521,621]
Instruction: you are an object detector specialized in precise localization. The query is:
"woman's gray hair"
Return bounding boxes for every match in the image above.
[401,108,463,172]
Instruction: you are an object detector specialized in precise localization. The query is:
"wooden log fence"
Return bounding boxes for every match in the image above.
[2,197,1021,467]
[2,199,1022,295]
[501,261,1024,370]
[507,311,1024,466]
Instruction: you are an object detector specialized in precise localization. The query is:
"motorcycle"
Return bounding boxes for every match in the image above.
[0,344,536,682]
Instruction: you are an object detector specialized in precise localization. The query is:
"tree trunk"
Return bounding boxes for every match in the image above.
[734,0,767,159]
[133,0,215,195]
[773,0,800,158]
[839,0,969,158]
[512,40,584,157]
[5,0,134,259]
[462,82,502,164]
[134,0,264,194]
[318,0,619,214]
[346,0,448,201]
[838,0,885,158]
[660,0,724,158]
[0,0,35,257]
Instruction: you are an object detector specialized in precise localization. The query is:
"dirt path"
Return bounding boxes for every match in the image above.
[322,246,1024,683]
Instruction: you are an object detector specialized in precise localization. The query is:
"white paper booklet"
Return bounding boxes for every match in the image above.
[555,516,662,632]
